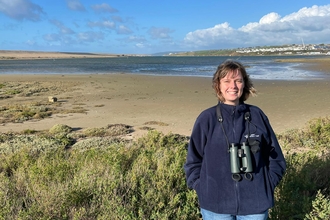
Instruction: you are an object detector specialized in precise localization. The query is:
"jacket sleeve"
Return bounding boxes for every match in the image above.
[264,116,287,187]
[183,116,207,189]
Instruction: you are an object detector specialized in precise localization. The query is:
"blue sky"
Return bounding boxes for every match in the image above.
[1,0,330,54]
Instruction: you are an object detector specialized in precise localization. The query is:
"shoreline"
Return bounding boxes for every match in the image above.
[1,53,330,138]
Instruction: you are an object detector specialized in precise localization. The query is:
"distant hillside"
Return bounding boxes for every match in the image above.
[167,49,241,56]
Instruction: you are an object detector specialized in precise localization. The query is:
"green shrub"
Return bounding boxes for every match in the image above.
[21,129,39,135]
[0,130,198,219]
[270,151,330,219]
[83,124,133,137]
[308,117,330,146]
[82,127,107,137]
[121,131,197,219]
[270,116,330,219]
[0,134,65,154]
[305,190,330,220]
[278,116,330,152]
[0,116,329,219]
[49,124,73,134]
[5,89,21,95]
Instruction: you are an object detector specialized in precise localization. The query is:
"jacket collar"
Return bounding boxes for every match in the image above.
[219,101,247,115]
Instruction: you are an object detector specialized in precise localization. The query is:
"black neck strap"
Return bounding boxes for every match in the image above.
[216,103,251,123]
[216,103,251,150]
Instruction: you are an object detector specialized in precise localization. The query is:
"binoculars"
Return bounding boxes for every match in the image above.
[228,142,253,181]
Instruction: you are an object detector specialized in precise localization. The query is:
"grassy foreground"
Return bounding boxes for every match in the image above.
[0,118,330,219]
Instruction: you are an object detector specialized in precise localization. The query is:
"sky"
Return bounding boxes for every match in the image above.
[1,0,330,55]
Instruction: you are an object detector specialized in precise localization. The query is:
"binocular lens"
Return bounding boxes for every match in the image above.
[244,173,253,181]
[229,142,254,181]
[232,174,242,181]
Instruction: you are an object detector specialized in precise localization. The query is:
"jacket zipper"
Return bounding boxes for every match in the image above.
[232,108,240,214]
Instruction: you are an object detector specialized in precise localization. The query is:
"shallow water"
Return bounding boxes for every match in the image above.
[0,55,328,80]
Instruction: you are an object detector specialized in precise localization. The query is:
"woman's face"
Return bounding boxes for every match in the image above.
[219,70,245,106]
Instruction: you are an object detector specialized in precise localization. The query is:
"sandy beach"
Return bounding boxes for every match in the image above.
[1,53,330,139]
[0,50,119,59]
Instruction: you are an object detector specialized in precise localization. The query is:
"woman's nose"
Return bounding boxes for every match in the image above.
[229,81,237,88]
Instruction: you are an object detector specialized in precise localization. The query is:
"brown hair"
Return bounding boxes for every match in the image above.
[212,60,257,102]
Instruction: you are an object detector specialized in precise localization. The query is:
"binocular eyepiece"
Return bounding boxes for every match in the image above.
[229,142,253,181]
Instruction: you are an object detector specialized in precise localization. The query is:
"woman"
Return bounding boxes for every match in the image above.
[184,60,286,220]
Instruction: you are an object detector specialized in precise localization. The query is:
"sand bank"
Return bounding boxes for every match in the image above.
[0,50,120,60]
[276,57,330,75]
[1,72,329,138]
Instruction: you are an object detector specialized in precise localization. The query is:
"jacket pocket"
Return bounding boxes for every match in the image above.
[193,178,200,191]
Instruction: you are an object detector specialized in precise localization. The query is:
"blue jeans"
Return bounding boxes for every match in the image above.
[201,208,268,220]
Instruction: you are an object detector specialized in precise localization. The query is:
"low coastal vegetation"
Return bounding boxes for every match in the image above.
[0,81,87,124]
[0,117,329,219]
[0,101,87,124]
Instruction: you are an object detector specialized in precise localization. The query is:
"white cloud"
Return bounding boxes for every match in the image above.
[77,31,104,42]
[112,16,123,23]
[127,35,146,42]
[66,0,85,11]
[117,25,133,35]
[50,19,75,35]
[43,33,76,47]
[259,12,281,24]
[135,43,145,48]
[183,4,330,49]
[88,20,116,29]
[43,33,61,42]
[148,27,174,39]
[91,3,118,13]
[184,22,235,47]
[0,0,44,21]
[282,5,329,21]
[117,35,148,50]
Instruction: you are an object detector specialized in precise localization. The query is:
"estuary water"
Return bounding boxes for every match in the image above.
[0,55,328,81]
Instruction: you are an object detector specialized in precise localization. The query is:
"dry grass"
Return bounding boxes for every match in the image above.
[0,102,88,124]
[139,126,155,131]
[143,121,169,126]
[94,104,105,107]
[0,81,88,124]
[82,124,133,137]
[0,81,79,98]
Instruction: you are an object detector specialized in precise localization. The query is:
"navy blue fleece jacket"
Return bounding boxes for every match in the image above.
[184,102,286,215]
